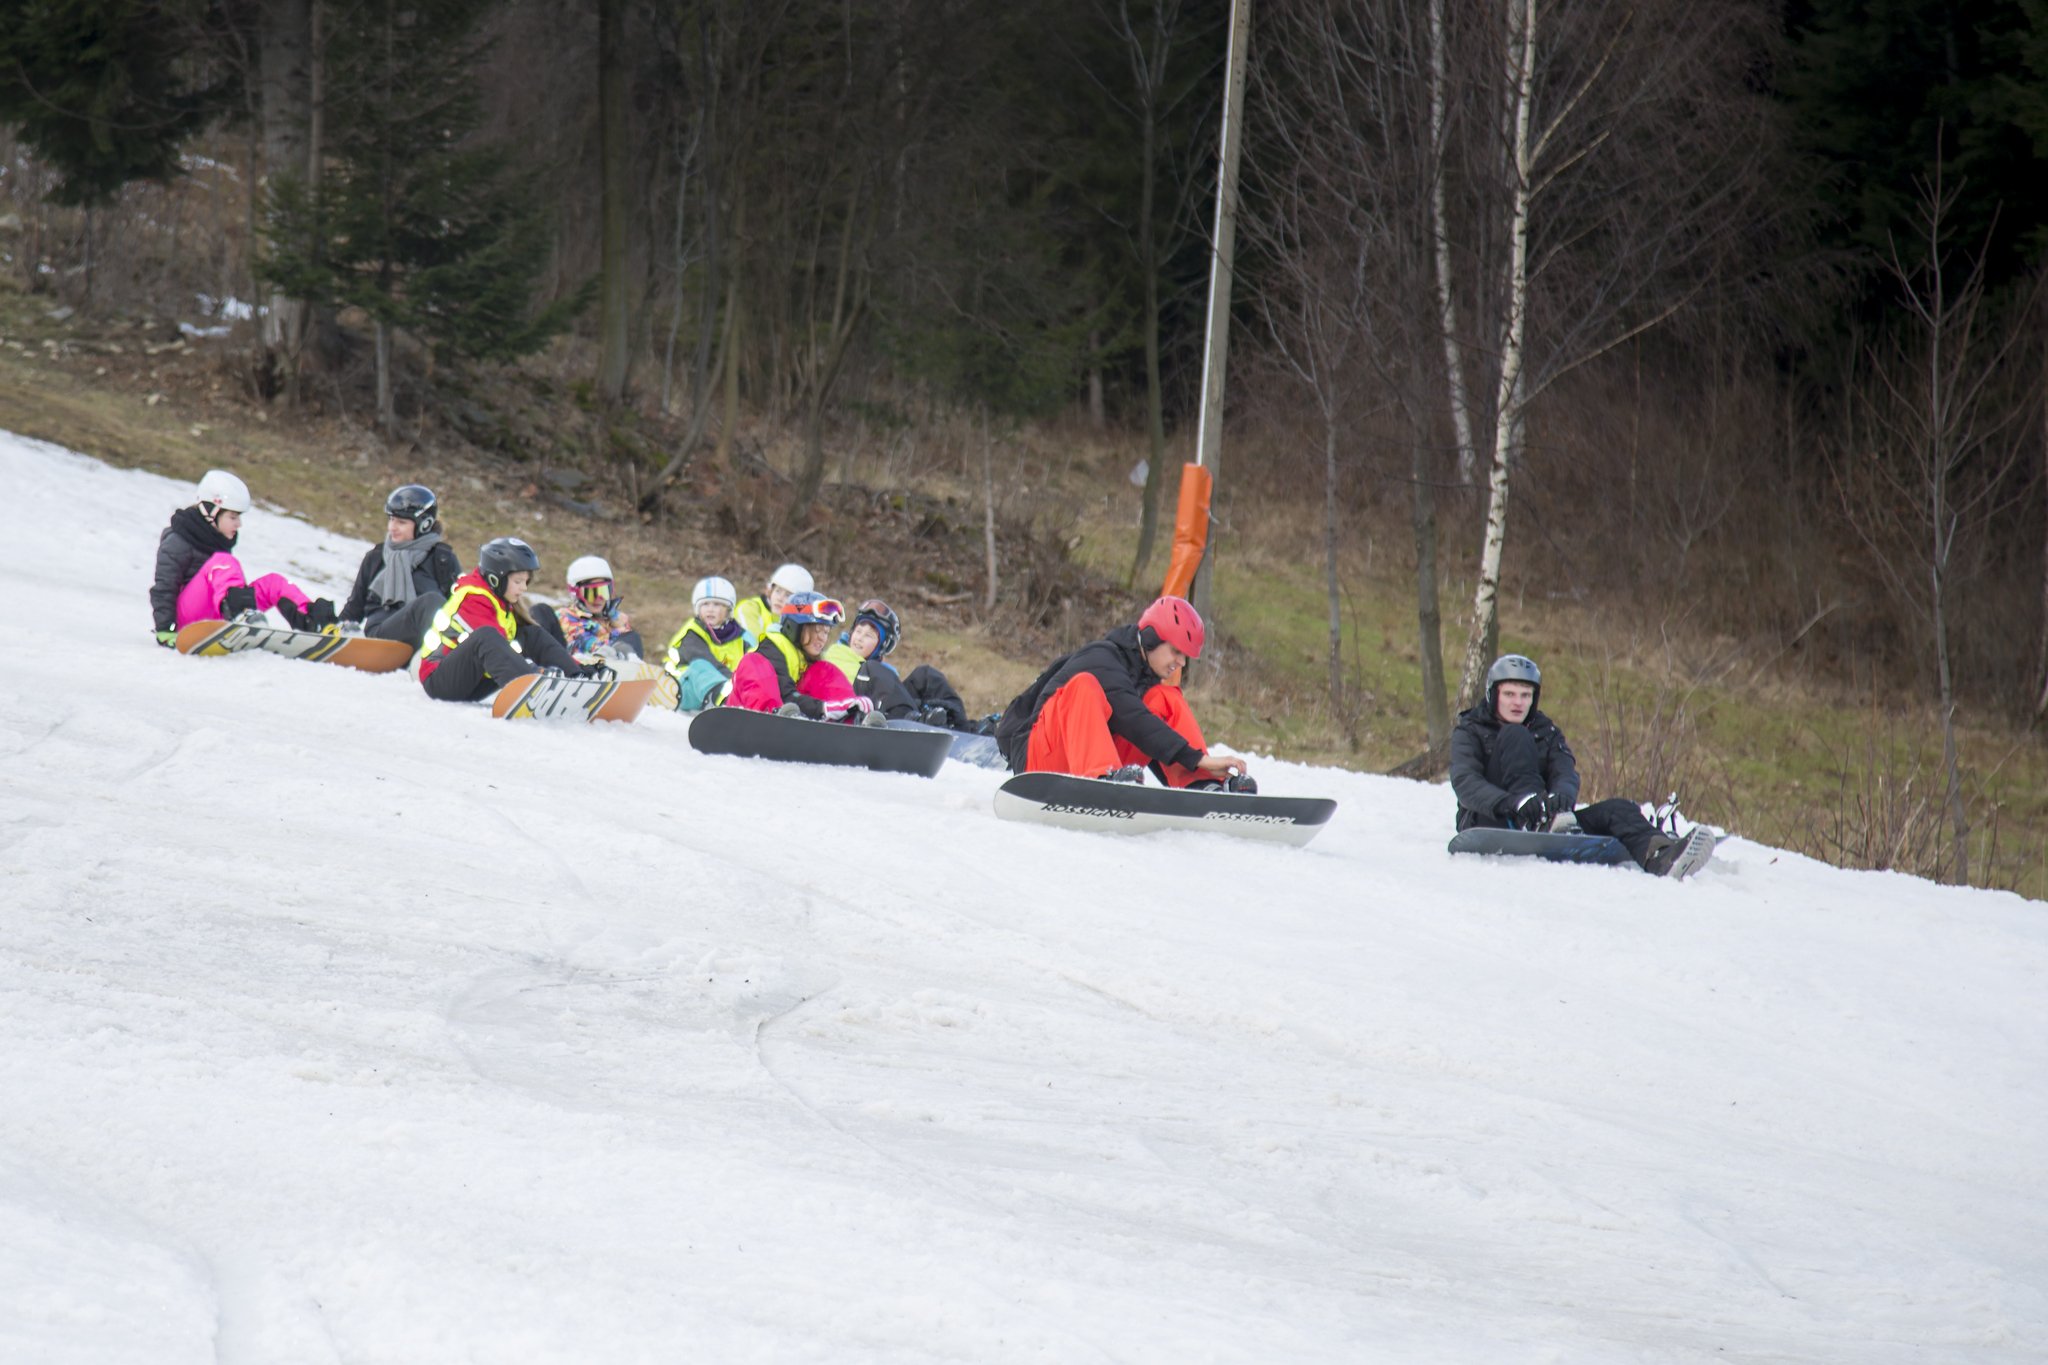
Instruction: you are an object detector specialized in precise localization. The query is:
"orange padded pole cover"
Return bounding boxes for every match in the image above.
[1160,463,1212,600]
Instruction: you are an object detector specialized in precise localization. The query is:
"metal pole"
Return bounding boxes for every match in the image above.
[1189,0,1253,630]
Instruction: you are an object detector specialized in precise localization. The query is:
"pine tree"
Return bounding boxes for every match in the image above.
[258,0,580,434]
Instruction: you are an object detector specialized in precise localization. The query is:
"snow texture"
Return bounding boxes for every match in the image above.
[1,429,2044,1363]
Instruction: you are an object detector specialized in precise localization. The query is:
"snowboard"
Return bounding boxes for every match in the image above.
[884,718,1006,771]
[687,706,952,777]
[1446,827,1634,866]
[1447,824,1718,879]
[490,673,658,723]
[993,772,1337,847]
[175,618,413,674]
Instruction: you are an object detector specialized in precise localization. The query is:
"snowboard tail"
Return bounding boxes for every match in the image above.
[688,706,951,777]
[175,618,413,674]
[993,772,1336,847]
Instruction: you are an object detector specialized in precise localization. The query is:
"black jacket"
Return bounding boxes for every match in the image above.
[149,506,235,631]
[340,538,462,628]
[995,624,1203,774]
[852,655,920,719]
[1449,698,1580,830]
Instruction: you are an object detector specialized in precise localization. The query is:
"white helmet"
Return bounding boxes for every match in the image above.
[692,575,737,609]
[195,469,251,515]
[768,563,813,595]
[565,554,613,587]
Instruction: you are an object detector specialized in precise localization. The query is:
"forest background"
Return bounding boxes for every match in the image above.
[3,0,2047,895]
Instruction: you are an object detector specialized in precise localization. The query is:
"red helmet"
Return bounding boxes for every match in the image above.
[1138,595,1204,659]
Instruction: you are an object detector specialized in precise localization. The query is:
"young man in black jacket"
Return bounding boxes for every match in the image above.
[995,596,1252,790]
[1450,654,1709,877]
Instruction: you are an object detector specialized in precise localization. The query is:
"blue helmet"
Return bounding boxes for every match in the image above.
[852,598,900,656]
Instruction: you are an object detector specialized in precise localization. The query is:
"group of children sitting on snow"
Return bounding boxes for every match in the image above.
[149,470,979,728]
[150,469,1706,875]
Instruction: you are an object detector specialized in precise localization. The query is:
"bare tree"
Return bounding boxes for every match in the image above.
[1836,169,2035,885]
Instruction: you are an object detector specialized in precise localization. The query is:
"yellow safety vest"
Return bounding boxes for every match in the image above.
[733,595,777,641]
[416,582,520,666]
[822,640,865,685]
[665,617,749,677]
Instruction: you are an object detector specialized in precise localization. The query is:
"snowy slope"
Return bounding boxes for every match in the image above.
[0,429,2043,1365]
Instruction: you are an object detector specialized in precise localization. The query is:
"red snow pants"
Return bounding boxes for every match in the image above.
[1024,672,1209,788]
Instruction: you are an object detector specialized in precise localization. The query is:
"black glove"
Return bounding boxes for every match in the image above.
[220,585,259,617]
[274,597,310,631]
[304,598,338,630]
[1508,791,1551,831]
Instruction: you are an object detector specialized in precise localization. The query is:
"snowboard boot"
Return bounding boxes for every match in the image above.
[776,702,804,718]
[1101,764,1146,785]
[860,709,890,728]
[1643,827,1715,880]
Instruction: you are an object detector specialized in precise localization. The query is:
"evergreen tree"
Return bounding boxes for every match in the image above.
[259,0,579,429]
[0,0,234,207]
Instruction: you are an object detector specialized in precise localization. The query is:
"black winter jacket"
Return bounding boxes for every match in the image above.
[1448,699,1580,830]
[852,655,920,719]
[149,506,236,631]
[340,538,463,628]
[994,624,1203,774]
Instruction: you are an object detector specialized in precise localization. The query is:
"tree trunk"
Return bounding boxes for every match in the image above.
[258,0,312,366]
[1128,92,1167,589]
[2037,280,2048,719]
[374,320,395,440]
[1427,0,1479,487]
[1324,411,1344,715]
[596,0,631,404]
[983,411,999,612]
[1456,0,1536,710]
[1414,418,1449,754]
[1088,329,1106,429]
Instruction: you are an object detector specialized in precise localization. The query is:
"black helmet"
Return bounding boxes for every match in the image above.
[479,536,540,596]
[385,484,439,536]
[852,598,901,656]
[1484,653,1541,711]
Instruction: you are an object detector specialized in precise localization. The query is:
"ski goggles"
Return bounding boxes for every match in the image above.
[573,578,616,608]
[855,598,895,622]
[782,597,845,623]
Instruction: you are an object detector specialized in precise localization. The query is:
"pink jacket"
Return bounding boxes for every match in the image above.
[728,646,855,713]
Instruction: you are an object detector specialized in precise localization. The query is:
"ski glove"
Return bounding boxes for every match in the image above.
[154,629,177,648]
[822,695,875,723]
[220,585,259,617]
[1509,791,1552,831]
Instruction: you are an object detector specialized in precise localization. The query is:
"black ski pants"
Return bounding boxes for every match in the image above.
[1487,723,1658,867]
[364,593,441,646]
[423,629,540,703]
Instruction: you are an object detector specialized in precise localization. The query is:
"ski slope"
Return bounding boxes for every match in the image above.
[1,429,2043,1364]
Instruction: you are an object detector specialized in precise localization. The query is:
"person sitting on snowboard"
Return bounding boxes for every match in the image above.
[414,537,609,703]
[733,563,812,641]
[722,592,878,724]
[994,595,1252,790]
[150,468,337,644]
[338,483,462,644]
[825,599,984,730]
[1450,653,1706,877]
[663,575,752,711]
[531,554,645,661]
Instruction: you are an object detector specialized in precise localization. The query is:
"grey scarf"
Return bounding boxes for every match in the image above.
[369,531,442,607]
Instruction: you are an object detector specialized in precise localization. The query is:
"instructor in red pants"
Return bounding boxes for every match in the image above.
[993,596,1255,791]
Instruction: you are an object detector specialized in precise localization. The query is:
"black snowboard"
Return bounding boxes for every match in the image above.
[884,718,1006,771]
[688,706,952,777]
[1446,827,1634,866]
[993,772,1336,847]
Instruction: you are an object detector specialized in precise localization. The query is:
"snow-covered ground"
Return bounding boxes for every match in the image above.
[1,428,2043,1364]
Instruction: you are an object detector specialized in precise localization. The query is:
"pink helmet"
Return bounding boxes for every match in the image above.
[1138,595,1204,659]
